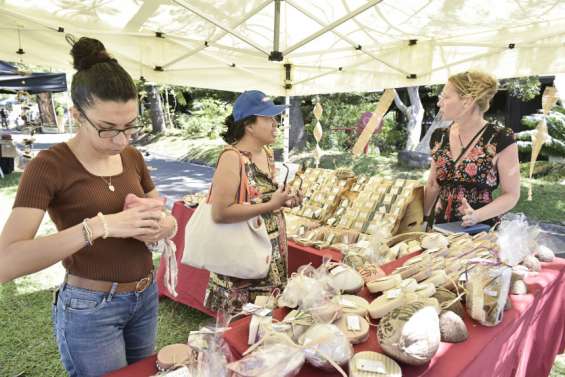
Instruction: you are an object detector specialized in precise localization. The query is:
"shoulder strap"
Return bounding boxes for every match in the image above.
[207,147,250,204]
[426,123,489,230]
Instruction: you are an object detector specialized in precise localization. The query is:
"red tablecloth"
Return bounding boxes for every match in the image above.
[223,257,565,377]
[106,257,565,377]
[156,201,215,316]
[156,201,342,316]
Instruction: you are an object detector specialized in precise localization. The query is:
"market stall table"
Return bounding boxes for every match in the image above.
[106,257,565,377]
[156,201,342,316]
[223,257,565,377]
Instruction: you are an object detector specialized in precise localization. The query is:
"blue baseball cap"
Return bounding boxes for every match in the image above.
[233,90,287,122]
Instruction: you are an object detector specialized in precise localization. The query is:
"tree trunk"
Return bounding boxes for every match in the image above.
[415,112,451,154]
[393,87,424,151]
[36,92,57,128]
[289,96,306,151]
[147,84,165,133]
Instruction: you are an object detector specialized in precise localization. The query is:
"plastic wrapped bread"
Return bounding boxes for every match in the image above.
[227,343,304,377]
[349,351,402,377]
[333,314,370,344]
[299,324,353,370]
[327,264,364,294]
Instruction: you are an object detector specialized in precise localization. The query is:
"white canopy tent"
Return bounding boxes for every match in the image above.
[0,0,564,96]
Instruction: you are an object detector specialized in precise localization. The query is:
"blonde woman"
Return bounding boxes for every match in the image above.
[424,71,520,228]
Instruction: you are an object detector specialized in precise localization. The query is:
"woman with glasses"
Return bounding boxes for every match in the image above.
[424,71,520,229]
[0,37,176,376]
[203,90,303,314]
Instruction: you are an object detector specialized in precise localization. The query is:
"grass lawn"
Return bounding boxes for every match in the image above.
[0,155,563,376]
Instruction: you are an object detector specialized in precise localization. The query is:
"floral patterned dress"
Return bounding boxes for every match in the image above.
[203,147,288,314]
[430,123,515,226]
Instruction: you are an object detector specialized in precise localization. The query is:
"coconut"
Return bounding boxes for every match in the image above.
[377,300,441,366]
[439,311,468,343]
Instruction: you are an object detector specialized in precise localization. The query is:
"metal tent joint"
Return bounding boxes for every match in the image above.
[269,51,283,61]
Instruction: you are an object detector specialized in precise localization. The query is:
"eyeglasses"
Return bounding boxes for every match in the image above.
[281,163,303,191]
[77,106,143,139]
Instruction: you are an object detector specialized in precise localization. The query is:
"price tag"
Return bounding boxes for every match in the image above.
[346,315,361,331]
[330,265,348,276]
[357,359,386,373]
[163,366,192,377]
[386,288,402,299]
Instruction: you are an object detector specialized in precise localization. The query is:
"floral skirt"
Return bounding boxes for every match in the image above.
[203,212,287,315]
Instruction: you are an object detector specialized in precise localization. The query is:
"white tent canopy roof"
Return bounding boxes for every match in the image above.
[1,0,564,95]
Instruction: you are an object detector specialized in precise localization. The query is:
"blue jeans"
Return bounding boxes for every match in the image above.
[52,280,158,377]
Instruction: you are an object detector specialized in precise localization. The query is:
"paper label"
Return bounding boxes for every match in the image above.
[346,315,361,331]
[459,273,467,282]
[163,366,192,377]
[330,265,348,276]
[386,288,402,299]
[357,359,386,373]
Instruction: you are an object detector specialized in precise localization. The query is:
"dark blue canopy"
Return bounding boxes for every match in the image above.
[0,60,67,94]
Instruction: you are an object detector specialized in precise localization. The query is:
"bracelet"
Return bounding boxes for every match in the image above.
[97,212,109,239]
[81,219,93,246]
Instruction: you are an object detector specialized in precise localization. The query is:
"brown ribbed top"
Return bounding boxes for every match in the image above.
[14,143,155,282]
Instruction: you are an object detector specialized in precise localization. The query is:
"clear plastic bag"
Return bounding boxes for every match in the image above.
[466,263,512,326]
[227,343,305,377]
[497,213,539,266]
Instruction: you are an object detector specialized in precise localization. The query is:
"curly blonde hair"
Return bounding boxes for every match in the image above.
[448,71,498,113]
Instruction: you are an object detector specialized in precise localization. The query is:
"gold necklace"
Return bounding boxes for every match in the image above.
[100,176,115,192]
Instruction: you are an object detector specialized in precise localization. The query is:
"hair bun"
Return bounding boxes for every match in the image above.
[70,37,116,71]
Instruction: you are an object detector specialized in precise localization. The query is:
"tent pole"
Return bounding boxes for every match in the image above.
[273,0,281,52]
[283,95,290,163]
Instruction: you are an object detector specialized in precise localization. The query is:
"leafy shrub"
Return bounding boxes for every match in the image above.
[517,108,565,158]
[176,98,231,139]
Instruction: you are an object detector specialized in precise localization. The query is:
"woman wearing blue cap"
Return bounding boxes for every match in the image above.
[203,90,301,314]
